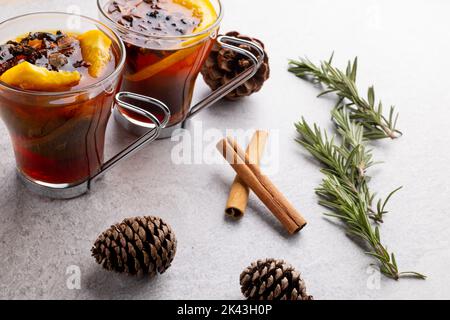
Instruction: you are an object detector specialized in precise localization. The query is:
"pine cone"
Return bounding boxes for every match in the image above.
[240,258,313,300]
[92,216,177,277]
[201,31,270,100]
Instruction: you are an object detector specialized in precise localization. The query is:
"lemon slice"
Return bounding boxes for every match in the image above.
[0,61,81,91]
[126,0,217,82]
[78,30,112,78]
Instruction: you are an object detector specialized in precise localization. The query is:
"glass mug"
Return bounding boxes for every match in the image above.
[97,0,265,138]
[0,13,169,199]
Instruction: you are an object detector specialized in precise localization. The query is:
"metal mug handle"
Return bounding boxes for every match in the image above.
[94,37,262,185]
[187,35,265,119]
[112,36,265,138]
[89,92,170,184]
[20,94,170,199]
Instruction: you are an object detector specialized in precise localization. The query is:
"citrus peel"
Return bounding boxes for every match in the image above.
[0,61,81,91]
[78,30,112,78]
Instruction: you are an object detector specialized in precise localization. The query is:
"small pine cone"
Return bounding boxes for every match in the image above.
[92,216,177,277]
[201,31,270,100]
[240,258,313,300]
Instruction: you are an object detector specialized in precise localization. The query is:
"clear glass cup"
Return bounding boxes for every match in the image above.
[98,0,223,130]
[0,12,169,198]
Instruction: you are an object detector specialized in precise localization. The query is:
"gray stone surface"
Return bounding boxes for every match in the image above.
[0,0,449,299]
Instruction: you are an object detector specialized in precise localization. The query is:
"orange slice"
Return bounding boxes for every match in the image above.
[173,0,217,34]
[126,45,199,82]
[126,0,217,82]
[0,61,81,91]
[78,30,112,78]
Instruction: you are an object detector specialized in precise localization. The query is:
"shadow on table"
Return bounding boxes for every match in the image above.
[83,266,163,300]
[214,172,302,241]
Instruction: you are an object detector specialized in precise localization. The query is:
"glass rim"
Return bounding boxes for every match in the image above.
[97,0,224,41]
[0,12,126,97]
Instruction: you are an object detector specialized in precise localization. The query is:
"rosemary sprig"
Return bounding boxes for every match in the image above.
[295,110,425,280]
[288,54,402,140]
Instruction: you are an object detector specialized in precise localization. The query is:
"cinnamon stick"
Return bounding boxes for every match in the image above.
[225,130,269,218]
[217,137,307,234]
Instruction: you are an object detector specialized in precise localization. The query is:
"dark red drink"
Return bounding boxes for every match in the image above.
[102,0,219,127]
[0,30,121,185]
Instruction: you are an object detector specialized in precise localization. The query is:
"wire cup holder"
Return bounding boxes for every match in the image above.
[113,35,265,138]
[20,36,263,199]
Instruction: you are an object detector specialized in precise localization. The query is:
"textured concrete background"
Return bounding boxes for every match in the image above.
[0,0,449,299]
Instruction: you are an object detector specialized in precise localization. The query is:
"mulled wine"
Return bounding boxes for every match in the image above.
[100,0,219,127]
[0,29,121,185]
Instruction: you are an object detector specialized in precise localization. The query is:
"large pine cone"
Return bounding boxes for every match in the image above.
[201,31,270,101]
[240,258,313,300]
[92,216,177,277]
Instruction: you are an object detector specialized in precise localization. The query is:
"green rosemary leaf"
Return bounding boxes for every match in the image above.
[288,54,402,140]
[295,117,424,280]
[366,251,387,261]
[368,87,375,106]
[381,186,403,214]
[351,57,358,82]
[391,253,398,268]
[317,89,336,97]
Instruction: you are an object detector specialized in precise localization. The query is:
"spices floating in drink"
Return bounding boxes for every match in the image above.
[103,0,218,127]
[0,30,119,184]
[0,30,116,90]
[107,0,203,36]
